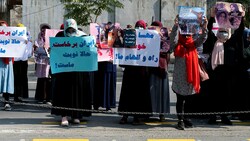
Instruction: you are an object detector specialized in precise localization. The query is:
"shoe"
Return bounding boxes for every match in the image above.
[46,102,52,106]
[119,116,128,124]
[159,114,165,122]
[72,119,80,124]
[176,120,185,130]
[61,117,69,126]
[4,104,12,111]
[184,119,193,128]
[221,116,232,125]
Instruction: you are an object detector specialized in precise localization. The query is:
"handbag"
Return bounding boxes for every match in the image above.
[198,59,209,81]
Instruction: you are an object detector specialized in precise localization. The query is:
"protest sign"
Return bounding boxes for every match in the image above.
[50,36,97,74]
[178,6,205,35]
[0,26,27,57]
[215,2,244,29]
[90,23,119,61]
[123,29,136,48]
[114,29,160,67]
[44,29,62,48]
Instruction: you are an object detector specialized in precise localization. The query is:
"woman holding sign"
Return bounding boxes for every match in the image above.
[51,19,92,127]
[170,14,208,130]
[0,21,14,111]
[118,20,153,125]
[148,21,170,122]
[34,23,52,105]
[204,6,248,125]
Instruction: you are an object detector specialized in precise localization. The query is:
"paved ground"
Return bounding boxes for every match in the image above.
[0,61,250,141]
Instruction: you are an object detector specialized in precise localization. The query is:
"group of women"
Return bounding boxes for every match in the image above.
[1,5,250,130]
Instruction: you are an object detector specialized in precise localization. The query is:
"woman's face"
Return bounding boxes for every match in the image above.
[66,27,76,34]
[230,5,235,11]
[219,13,226,22]
[0,23,7,27]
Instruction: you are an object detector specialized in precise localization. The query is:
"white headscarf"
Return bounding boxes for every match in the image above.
[64,19,87,37]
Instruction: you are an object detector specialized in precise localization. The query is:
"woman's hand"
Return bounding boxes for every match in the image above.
[201,17,208,29]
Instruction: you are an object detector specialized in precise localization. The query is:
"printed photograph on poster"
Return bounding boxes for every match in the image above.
[108,27,124,48]
[99,22,120,48]
[215,2,245,29]
[178,6,205,35]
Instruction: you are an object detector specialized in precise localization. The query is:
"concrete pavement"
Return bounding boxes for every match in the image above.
[0,60,250,141]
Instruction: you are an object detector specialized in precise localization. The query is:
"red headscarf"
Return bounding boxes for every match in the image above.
[151,20,163,28]
[0,20,13,65]
[174,33,200,93]
[135,20,147,29]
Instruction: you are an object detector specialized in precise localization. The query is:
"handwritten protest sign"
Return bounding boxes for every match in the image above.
[0,27,27,57]
[50,36,97,74]
[215,2,244,29]
[44,29,62,49]
[114,29,160,67]
[178,6,205,35]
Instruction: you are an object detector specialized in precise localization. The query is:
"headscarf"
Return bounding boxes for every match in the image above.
[0,20,8,26]
[135,20,147,29]
[0,20,13,64]
[211,28,231,70]
[174,33,200,93]
[64,19,87,37]
[36,23,51,48]
[60,24,64,30]
[40,23,51,31]
[151,20,163,28]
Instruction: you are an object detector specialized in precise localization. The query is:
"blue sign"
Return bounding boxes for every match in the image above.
[50,36,97,74]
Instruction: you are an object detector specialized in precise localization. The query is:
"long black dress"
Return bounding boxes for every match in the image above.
[93,61,116,110]
[118,66,152,118]
[204,17,249,118]
[51,31,92,118]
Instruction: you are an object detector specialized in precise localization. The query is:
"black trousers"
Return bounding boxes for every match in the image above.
[176,94,194,120]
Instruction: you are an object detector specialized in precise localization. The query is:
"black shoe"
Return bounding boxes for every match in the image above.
[184,119,193,128]
[159,114,165,122]
[176,120,185,130]
[221,116,232,125]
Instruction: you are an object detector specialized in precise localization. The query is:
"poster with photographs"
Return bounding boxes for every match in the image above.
[178,6,205,35]
[215,2,245,29]
[108,27,124,48]
[99,23,120,48]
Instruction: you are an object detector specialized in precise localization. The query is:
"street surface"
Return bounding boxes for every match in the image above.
[0,61,250,141]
